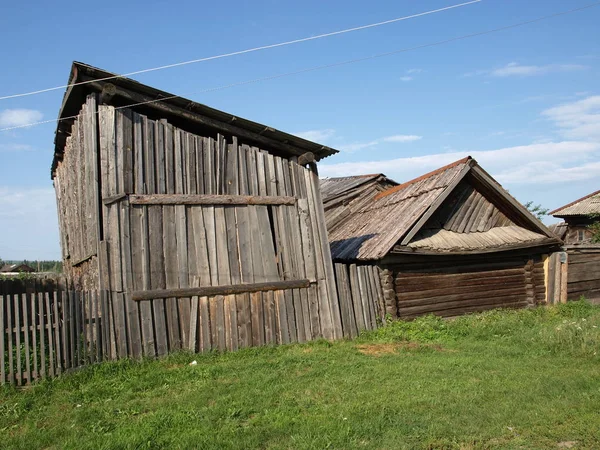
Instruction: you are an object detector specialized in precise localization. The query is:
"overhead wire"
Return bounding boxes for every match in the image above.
[1,1,598,133]
[0,1,481,101]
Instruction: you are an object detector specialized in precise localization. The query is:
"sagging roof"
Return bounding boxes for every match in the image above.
[549,189,600,217]
[328,157,560,260]
[548,222,568,240]
[320,174,398,232]
[52,62,339,177]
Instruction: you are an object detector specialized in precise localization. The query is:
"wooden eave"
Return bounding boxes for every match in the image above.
[51,62,339,178]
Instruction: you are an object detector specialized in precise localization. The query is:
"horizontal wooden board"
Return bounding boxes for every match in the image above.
[128,194,296,205]
[132,280,311,301]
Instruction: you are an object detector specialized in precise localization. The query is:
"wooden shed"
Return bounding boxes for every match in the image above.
[550,191,600,302]
[326,157,563,319]
[51,62,343,358]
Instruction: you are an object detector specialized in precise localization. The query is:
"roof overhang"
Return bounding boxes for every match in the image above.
[51,62,339,178]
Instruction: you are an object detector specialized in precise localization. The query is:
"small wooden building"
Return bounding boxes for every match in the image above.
[549,190,600,244]
[325,157,563,319]
[51,62,343,358]
[0,264,35,274]
[550,191,600,302]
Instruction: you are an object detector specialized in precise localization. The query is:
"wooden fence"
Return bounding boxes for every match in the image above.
[333,263,384,338]
[546,251,569,305]
[1,291,104,386]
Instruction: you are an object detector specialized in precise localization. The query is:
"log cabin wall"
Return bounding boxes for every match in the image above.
[385,252,547,319]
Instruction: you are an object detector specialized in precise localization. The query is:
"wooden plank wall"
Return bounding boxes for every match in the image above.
[0,290,105,386]
[54,95,100,288]
[394,257,545,319]
[565,247,600,302]
[333,263,383,337]
[93,104,340,358]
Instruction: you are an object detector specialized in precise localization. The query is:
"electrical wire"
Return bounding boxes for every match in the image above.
[1,1,598,133]
[0,1,481,101]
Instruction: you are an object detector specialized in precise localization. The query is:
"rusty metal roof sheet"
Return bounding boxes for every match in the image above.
[549,190,600,217]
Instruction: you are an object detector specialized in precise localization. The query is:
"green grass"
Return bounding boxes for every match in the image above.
[2,301,600,449]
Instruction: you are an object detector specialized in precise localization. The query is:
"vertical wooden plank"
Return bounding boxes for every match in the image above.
[52,292,63,373]
[81,292,87,364]
[122,202,142,359]
[68,291,75,368]
[349,264,365,332]
[0,295,5,384]
[308,284,321,340]
[292,288,306,343]
[32,294,39,380]
[74,291,82,364]
[251,292,265,347]
[175,130,191,351]
[7,295,15,384]
[274,290,289,344]
[21,294,31,384]
[366,266,380,328]
[560,254,569,304]
[45,293,55,377]
[60,291,69,369]
[263,291,275,345]
[14,295,22,385]
[335,264,356,339]
[162,125,181,350]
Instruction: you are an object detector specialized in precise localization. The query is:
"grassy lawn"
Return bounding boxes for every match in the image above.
[2,301,600,449]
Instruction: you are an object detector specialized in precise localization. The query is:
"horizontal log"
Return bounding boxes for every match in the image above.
[567,279,600,292]
[396,274,526,293]
[132,279,311,301]
[397,286,526,309]
[395,269,525,286]
[400,300,528,319]
[128,194,297,206]
[397,280,527,303]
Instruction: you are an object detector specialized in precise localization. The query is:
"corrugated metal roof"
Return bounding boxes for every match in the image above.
[406,226,549,253]
[550,189,600,217]
[329,161,468,260]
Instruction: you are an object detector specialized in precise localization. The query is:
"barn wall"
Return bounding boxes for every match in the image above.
[94,104,341,357]
[387,253,546,319]
[54,95,100,288]
[566,247,600,302]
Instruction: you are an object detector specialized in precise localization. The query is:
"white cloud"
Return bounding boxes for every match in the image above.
[400,76,413,82]
[406,69,423,75]
[464,62,586,78]
[0,187,60,260]
[340,134,422,153]
[0,143,33,152]
[542,95,600,140]
[382,135,422,143]
[320,141,600,184]
[293,128,336,143]
[0,109,43,128]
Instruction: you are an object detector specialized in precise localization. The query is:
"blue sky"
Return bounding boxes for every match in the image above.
[1,0,599,260]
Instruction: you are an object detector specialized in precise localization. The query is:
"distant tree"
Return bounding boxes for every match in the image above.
[524,201,549,221]
[588,214,600,244]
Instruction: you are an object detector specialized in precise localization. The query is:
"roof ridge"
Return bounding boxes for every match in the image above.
[374,156,472,200]
[549,189,600,215]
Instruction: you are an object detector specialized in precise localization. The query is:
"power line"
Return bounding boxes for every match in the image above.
[0,1,481,101]
[1,1,598,133]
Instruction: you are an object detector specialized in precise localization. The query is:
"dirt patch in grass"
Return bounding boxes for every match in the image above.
[356,342,447,356]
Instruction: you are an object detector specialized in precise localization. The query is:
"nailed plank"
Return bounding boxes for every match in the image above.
[132,280,312,301]
[121,202,142,359]
[7,294,15,383]
[45,293,55,377]
[52,292,63,373]
[274,290,289,344]
[14,295,22,384]
[21,294,31,383]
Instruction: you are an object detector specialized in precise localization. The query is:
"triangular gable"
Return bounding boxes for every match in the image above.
[328,157,559,261]
[399,161,558,247]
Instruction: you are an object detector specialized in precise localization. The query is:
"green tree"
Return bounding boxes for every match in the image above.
[524,201,549,221]
[588,214,600,243]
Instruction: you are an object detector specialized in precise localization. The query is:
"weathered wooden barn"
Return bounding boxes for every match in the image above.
[550,191,600,302]
[51,62,344,358]
[325,157,563,319]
